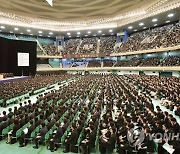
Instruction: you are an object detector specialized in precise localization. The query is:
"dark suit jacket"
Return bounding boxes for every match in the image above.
[0,121,8,132]
[54,127,63,142]
[39,126,48,140]
[26,124,35,137]
[66,129,78,145]
[12,124,21,136]
[107,133,116,151]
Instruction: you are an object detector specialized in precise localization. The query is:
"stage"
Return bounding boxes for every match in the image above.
[0,76,30,84]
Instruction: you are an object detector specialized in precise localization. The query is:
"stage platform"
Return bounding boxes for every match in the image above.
[0,76,30,84]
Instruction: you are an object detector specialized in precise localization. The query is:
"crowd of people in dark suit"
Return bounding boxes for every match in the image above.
[126,74,180,117]
[0,74,73,106]
[0,74,179,154]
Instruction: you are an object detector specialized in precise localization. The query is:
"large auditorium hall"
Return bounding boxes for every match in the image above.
[0,0,180,154]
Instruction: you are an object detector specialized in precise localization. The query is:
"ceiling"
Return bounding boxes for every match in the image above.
[0,0,179,38]
[0,0,149,21]
[0,8,179,39]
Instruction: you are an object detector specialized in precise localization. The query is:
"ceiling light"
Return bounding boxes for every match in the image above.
[139,22,144,26]
[67,32,71,35]
[39,35,42,36]
[20,32,23,34]
[30,34,33,36]
[93,34,97,36]
[134,29,137,32]
[98,30,102,33]
[168,13,174,17]
[49,32,53,35]
[77,32,80,35]
[109,29,113,32]
[77,35,80,37]
[154,24,158,26]
[1,26,5,29]
[69,36,71,38]
[39,31,42,34]
[111,33,114,35]
[10,31,13,33]
[87,31,91,34]
[128,26,133,29]
[102,34,105,36]
[46,0,53,7]
[166,20,170,23]
[85,35,88,37]
[143,27,147,29]
[27,29,31,32]
[48,36,51,37]
[152,18,158,22]
[0,30,2,32]
[14,28,19,31]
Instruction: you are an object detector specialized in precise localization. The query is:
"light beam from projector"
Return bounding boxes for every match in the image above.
[46,0,53,7]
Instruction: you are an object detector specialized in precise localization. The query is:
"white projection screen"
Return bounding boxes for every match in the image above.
[17,53,29,66]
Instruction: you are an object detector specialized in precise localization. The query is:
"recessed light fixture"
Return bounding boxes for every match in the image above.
[0,30,2,32]
[102,34,105,36]
[39,31,42,34]
[14,28,19,31]
[48,36,51,37]
[85,35,88,37]
[69,36,71,38]
[143,27,147,29]
[20,32,23,34]
[49,32,53,35]
[30,34,33,36]
[77,35,80,37]
[139,22,144,26]
[128,26,133,29]
[111,33,114,35]
[1,26,5,29]
[98,30,102,33]
[39,35,42,36]
[168,13,174,17]
[10,31,13,33]
[67,32,71,35]
[77,32,80,35]
[109,29,113,32]
[154,24,158,26]
[134,29,137,32]
[27,29,31,32]
[152,18,158,22]
[93,34,97,36]
[87,31,91,34]
[166,20,170,23]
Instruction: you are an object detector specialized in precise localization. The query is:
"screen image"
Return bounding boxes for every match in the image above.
[18,53,29,66]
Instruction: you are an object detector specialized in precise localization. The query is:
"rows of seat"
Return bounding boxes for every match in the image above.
[0,74,179,154]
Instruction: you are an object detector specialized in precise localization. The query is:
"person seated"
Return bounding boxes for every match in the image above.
[63,123,78,153]
[48,123,63,152]
[19,120,35,147]
[7,118,20,144]
[33,123,48,149]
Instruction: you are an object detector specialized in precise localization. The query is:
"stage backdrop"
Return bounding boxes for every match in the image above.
[0,37,37,76]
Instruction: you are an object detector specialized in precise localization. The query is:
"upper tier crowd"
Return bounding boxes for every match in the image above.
[116,21,180,53]
[38,21,180,56]
[0,74,179,154]
[85,56,180,67]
